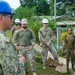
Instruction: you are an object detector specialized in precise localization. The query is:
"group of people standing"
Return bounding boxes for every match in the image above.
[0,1,75,75]
[11,17,59,75]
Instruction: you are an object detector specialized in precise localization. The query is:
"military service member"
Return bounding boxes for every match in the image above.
[13,18,37,75]
[0,1,26,75]
[38,18,59,69]
[11,18,21,36]
[62,28,75,72]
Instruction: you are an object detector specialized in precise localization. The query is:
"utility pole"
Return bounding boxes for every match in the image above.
[54,0,60,49]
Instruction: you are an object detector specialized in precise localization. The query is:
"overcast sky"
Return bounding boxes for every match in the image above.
[4,0,20,9]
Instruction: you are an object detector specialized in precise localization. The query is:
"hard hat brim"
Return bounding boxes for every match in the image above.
[0,12,15,16]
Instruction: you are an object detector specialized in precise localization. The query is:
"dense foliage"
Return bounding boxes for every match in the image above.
[19,0,75,16]
[20,0,39,7]
[35,0,50,15]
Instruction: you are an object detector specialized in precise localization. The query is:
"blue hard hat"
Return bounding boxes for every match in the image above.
[0,0,14,15]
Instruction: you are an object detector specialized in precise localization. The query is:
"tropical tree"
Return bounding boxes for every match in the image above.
[13,6,36,20]
[19,0,39,8]
[35,0,50,15]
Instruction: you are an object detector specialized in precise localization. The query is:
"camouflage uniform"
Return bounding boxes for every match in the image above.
[13,28,36,72]
[0,30,25,75]
[11,25,16,37]
[38,27,59,66]
[64,35,75,70]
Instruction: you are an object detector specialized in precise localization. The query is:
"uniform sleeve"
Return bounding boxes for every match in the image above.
[38,30,46,44]
[74,36,75,43]
[11,26,16,37]
[13,30,19,45]
[49,28,54,43]
[30,29,36,45]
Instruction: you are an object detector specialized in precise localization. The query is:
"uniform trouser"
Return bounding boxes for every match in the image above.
[41,44,59,66]
[66,49,74,70]
[0,61,25,75]
[18,61,26,75]
[19,47,36,72]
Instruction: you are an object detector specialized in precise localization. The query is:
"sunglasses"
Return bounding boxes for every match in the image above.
[0,13,12,19]
[16,23,21,26]
[3,14,12,19]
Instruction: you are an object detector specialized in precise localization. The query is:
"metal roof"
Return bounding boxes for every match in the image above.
[57,21,75,25]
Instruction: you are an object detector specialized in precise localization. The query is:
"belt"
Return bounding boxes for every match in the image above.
[21,45,28,47]
[21,44,32,47]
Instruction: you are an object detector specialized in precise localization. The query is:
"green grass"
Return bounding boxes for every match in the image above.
[26,56,71,75]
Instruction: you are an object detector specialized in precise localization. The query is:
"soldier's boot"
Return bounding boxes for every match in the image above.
[67,67,69,72]
[26,69,30,74]
[43,66,46,69]
[53,61,59,67]
[66,63,69,72]
[67,63,69,72]
[72,64,75,71]
[32,72,37,75]
[54,58,60,67]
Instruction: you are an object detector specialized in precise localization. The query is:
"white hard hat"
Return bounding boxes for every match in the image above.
[15,18,20,23]
[21,18,28,24]
[42,19,48,23]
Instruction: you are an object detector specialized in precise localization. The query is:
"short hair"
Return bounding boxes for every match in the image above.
[67,28,72,31]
